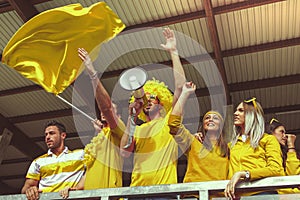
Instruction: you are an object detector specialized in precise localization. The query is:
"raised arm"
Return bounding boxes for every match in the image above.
[78,48,118,129]
[168,82,196,153]
[169,82,196,136]
[286,134,300,175]
[161,28,186,107]
[172,82,196,117]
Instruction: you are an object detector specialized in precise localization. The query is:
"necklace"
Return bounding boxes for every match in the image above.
[241,134,248,142]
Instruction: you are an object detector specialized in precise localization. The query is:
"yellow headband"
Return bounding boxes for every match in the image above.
[203,111,223,122]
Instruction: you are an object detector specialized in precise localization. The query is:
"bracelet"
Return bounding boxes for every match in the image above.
[288,147,295,150]
[89,71,98,80]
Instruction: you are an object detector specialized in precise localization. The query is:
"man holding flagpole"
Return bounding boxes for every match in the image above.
[2,1,126,198]
[77,47,126,190]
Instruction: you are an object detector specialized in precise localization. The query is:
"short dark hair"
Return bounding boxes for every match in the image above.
[44,120,66,133]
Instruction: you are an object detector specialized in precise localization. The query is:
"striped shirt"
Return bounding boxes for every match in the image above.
[26,147,85,192]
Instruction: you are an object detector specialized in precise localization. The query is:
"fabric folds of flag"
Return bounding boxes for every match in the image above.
[2,2,125,95]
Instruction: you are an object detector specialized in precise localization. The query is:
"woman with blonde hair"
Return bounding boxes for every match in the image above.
[225,97,285,199]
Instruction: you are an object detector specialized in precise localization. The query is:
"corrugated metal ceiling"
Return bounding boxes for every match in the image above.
[0,0,299,194]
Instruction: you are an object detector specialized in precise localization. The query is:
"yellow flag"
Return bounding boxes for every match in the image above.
[2,2,125,95]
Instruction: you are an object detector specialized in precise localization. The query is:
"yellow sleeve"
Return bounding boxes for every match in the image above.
[111,117,126,140]
[168,114,183,134]
[249,135,285,180]
[168,114,193,153]
[286,152,300,175]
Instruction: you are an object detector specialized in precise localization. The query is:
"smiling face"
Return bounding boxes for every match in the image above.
[44,125,65,150]
[203,113,222,132]
[272,125,287,146]
[234,103,245,128]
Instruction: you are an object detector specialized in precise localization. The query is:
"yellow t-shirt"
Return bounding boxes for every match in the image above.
[84,118,125,189]
[169,114,228,182]
[130,112,178,186]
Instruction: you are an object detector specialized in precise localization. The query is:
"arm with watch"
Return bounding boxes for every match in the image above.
[225,134,284,199]
[225,170,250,198]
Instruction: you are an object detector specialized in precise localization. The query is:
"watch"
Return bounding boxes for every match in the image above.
[245,171,250,181]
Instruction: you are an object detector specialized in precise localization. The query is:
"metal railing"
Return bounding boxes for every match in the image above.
[0,175,299,200]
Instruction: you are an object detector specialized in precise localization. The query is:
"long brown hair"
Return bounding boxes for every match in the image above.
[199,111,229,157]
[265,119,287,170]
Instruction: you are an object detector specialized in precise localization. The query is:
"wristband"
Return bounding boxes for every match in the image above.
[89,71,98,80]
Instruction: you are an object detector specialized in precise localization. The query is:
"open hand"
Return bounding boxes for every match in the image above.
[161,28,177,53]
[78,48,96,75]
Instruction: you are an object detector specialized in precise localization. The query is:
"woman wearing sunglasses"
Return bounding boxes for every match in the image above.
[265,118,300,194]
[224,97,285,199]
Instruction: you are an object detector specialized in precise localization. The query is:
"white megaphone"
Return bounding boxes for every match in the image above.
[119,67,148,151]
[119,67,148,100]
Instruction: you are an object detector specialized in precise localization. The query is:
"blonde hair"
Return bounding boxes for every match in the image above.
[231,101,265,149]
[130,78,173,121]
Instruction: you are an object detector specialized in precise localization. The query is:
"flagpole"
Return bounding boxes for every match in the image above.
[57,95,96,122]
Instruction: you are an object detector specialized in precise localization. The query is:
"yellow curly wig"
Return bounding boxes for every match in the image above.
[130,78,173,121]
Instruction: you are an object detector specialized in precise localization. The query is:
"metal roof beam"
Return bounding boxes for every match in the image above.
[223,38,300,57]
[6,0,38,22]
[213,0,285,15]
[0,0,47,13]
[8,108,73,123]
[0,85,42,97]
[0,113,44,159]
[228,74,300,92]
[6,76,300,124]
[203,0,231,104]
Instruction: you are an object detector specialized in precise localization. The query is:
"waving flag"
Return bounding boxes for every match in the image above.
[2,2,125,95]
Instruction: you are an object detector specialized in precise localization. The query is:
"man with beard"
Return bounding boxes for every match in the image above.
[120,28,186,198]
[21,120,85,200]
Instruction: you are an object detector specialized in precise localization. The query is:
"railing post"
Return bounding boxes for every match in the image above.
[199,189,209,200]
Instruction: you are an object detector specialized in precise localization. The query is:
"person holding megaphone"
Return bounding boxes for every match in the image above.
[120,28,186,199]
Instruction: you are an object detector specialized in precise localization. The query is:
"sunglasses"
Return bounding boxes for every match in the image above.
[270,118,279,124]
[146,93,160,104]
[244,97,257,110]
